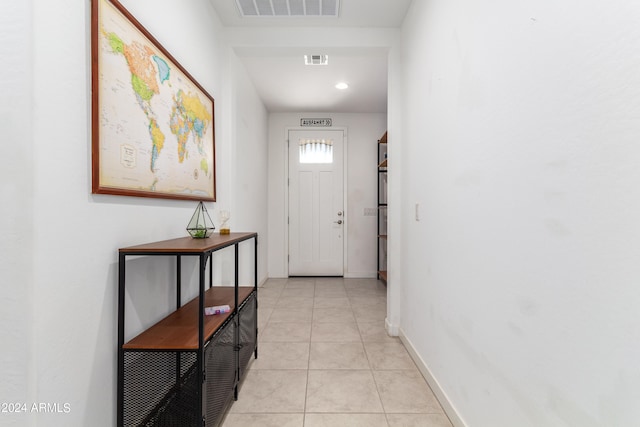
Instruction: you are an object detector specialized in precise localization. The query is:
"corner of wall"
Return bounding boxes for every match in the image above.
[385,317,399,336]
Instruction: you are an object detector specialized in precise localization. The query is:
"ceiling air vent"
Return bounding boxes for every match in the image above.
[304,54,329,66]
[235,0,340,17]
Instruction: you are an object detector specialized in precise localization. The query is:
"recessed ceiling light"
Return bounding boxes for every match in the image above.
[335,82,349,90]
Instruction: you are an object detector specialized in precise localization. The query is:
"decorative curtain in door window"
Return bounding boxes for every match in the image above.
[299,139,334,164]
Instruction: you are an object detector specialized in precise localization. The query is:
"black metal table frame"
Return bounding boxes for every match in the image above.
[117,234,258,427]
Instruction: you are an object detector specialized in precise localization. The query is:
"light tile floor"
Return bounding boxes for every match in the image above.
[222,278,453,427]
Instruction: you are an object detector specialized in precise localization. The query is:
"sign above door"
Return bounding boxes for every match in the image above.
[300,118,333,127]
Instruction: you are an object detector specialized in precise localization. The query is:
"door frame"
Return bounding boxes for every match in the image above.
[284,127,348,277]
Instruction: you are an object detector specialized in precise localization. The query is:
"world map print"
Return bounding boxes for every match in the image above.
[94,0,215,200]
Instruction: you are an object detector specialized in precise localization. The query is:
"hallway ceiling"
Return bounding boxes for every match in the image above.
[210,0,413,113]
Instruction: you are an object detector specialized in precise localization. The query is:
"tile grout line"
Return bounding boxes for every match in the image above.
[302,277,316,425]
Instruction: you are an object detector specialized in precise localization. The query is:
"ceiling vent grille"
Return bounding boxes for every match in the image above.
[304,55,329,65]
[236,0,340,17]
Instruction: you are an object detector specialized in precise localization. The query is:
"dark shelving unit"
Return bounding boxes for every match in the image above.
[377,132,388,282]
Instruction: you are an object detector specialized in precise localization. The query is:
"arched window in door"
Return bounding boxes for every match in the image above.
[299,138,333,164]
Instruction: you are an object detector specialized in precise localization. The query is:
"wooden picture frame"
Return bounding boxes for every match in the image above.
[91,0,216,201]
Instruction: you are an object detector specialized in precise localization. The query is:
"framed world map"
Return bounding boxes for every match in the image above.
[91,0,216,201]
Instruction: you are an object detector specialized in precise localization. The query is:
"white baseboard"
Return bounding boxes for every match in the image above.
[399,329,467,427]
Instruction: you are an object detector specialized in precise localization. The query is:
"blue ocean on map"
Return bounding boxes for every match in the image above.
[152,55,170,84]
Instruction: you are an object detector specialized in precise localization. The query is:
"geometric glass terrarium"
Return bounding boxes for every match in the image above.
[186,201,215,238]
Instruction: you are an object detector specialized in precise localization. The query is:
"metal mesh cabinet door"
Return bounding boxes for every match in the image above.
[238,292,257,380]
[203,318,236,427]
[123,350,198,426]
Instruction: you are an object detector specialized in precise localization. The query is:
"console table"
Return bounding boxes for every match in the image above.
[117,233,258,426]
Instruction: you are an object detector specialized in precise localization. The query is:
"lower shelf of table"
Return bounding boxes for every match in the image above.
[124,286,255,350]
[121,291,257,427]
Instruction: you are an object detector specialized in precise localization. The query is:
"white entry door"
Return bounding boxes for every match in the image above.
[288,129,344,276]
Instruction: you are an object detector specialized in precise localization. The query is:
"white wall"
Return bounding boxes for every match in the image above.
[0,3,36,427]
[397,0,640,426]
[230,53,270,284]
[0,0,268,425]
[267,113,387,278]
[384,29,403,337]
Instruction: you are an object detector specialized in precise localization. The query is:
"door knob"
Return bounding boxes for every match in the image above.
[337,211,343,216]
[334,220,343,224]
